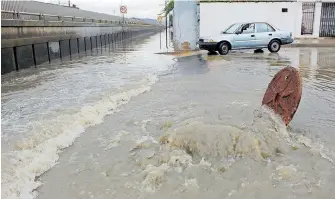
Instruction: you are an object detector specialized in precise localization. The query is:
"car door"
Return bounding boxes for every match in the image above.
[254,23,275,47]
[232,23,257,49]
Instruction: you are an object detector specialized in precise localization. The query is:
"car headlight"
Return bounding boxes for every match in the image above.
[203,39,215,42]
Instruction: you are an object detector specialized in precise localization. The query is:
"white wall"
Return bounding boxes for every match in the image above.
[200,2,303,38]
[312,2,322,37]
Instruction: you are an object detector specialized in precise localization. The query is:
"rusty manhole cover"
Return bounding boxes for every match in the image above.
[262,66,302,126]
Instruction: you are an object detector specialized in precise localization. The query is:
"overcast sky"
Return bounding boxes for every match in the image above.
[42,0,166,19]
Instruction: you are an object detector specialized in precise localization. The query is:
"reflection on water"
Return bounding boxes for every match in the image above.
[1,34,153,95]
[296,48,335,104]
[204,47,335,136]
[174,55,210,75]
[205,48,335,87]
[298,48,335,78]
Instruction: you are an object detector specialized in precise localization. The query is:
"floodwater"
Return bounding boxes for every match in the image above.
[1,33,335,199]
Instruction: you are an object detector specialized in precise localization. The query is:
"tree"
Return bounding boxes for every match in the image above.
[162,0,174,16]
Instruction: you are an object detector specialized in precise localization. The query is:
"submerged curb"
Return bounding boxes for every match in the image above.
[284,39,335,48]
[285,43,335,47]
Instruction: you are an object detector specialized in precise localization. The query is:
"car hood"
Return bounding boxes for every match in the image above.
[200,34,233,41]
[199,35,213,40]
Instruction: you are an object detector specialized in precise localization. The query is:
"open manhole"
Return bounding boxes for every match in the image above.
[262,66,302,126]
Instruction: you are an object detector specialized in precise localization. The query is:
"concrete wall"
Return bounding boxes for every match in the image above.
[200,2,303,38]
[1,19,161,75]
[173,0,199,51]
[1,19,159,47]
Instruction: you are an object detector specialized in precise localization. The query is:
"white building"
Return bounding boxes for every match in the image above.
[199,0,335,38]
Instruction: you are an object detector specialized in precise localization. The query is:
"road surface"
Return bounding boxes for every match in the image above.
[2,32,335,199]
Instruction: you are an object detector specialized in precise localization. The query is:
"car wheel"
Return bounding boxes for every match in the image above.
[218,42,229,55]
[268,40,281,53]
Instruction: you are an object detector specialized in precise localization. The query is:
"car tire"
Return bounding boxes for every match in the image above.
[218,42,230,55]
[268,40,281,53]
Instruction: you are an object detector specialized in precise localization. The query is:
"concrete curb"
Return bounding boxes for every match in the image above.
[284,43,335,48]
[284,39,335,48]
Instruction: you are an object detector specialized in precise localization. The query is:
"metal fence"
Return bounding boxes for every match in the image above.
[319,3,335,37]
[1,10,146,25]
[301,2,315,35]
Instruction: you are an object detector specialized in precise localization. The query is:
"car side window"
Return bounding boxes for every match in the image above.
[256,23,276,32]
[241,23,255,34]
[256,23,268,33]
[267,24,275,32]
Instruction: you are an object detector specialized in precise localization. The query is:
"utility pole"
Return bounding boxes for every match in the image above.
[165,0,168,49]
[68,0,70,7]
[173,0,197,51]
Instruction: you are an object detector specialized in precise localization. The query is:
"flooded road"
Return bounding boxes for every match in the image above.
[1,33,335,199]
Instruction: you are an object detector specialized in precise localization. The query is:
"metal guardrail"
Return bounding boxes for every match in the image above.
[1,10,149,25]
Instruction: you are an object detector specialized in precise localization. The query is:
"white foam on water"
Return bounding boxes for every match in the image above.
[125,108,335,197]
[160,119,289,163]
[262,106,335,164]
[140,119,152,134]
[199,158,212,167]
[295,134,334,164]
[275,165,298,180]
[1,75,159,199]
[227,190,237,197]
[231,101,249,108]
[141,164,170,193]
[104,130,131,151]
[184,178,199,188]
[168,149,193,168]
[135,135,158,145]
[129,135,159,153]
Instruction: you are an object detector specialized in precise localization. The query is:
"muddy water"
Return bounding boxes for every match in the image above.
[1,33,335,199]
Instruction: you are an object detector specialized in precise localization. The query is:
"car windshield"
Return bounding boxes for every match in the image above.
[222,23,242,34]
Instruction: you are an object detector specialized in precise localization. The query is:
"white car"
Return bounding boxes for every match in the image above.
[198,22,294,55]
